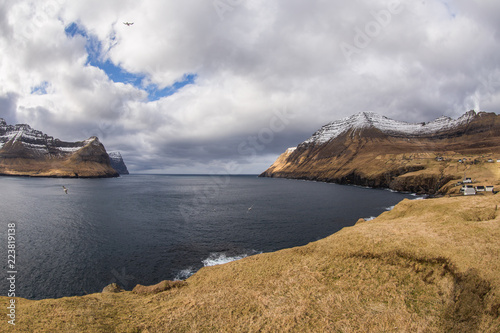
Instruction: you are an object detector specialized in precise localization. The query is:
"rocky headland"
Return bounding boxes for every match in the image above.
[0,118,122,178]
[108,151,130,175]
[261,111,500,195]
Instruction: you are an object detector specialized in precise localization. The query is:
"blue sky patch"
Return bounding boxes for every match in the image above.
[31,81,50,95]
[64,22,196,101]
[64,22,85,38]
[146,73,198,101]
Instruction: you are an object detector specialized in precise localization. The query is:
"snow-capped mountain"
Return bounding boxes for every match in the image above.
[261,110,500,195]
[0,118,122,178]
[303,111,477,145]
[0,119,97,157]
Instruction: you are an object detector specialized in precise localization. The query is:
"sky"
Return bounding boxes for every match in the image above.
[1,0,499,174]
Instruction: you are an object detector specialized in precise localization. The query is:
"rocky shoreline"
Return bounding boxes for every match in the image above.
[259,167,449,195]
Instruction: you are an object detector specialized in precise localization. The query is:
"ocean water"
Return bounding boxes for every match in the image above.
[0,175,418,300]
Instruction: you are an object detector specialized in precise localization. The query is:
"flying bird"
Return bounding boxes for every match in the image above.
[247,205,254,213]
[123,22,134,26]
[62,186,68,194]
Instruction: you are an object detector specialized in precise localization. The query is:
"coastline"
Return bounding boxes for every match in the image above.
[0,173,120,179]
[4,193,499,331]
[1,174,411,301]
[259,173,437,197]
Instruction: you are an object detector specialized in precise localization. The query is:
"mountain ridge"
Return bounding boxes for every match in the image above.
[303,110,478,145]
[261,110,500,194]
[0,118,122,178]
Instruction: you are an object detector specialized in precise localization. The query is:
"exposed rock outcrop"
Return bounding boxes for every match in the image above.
[132,280,187,295]
[102,283,125,293]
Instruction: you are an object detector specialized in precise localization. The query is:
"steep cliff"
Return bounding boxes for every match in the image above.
[108,151,130,175]
[0,119,119,178]
[261,111,500,194]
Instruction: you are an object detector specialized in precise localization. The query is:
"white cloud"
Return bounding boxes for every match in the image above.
[0,0,499,173]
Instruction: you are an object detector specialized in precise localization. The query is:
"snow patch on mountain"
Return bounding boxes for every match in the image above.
[1,119,102,156]
[108,151,129,175]
[303,111,477,145]
[0,120,56,150]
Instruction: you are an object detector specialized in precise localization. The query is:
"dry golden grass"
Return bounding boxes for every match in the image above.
[4,195,500,332]
[0,158,118,177]
[263,138,500,195]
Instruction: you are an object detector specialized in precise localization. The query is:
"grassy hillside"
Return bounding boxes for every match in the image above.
[4,195,500,332]
[263,145,500,195]
[261,112,500,195]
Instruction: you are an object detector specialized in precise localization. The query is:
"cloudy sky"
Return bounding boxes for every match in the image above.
[1,0,499,173]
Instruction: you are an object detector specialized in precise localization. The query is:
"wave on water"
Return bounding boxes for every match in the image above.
[202,252,250,267]
[174,251,261,280]
[174,267,196,281]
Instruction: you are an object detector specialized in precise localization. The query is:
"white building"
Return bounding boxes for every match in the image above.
[464,185,476,196]
[475,186,486,192]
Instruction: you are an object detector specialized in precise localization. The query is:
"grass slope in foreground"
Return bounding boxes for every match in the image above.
[5,195,500,332]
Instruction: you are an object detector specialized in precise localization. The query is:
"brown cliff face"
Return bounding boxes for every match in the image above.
[261,111,500,194]
[0,120,119,178]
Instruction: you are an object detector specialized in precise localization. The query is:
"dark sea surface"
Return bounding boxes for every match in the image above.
[0,175,420,300]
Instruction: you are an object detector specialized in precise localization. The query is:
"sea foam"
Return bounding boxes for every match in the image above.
[202,252,249,267]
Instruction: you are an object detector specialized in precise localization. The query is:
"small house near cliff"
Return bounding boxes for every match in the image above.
[463,178,472,184]
[464,185,476,196]
[476,186,486,192]
[486,186,494,192]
